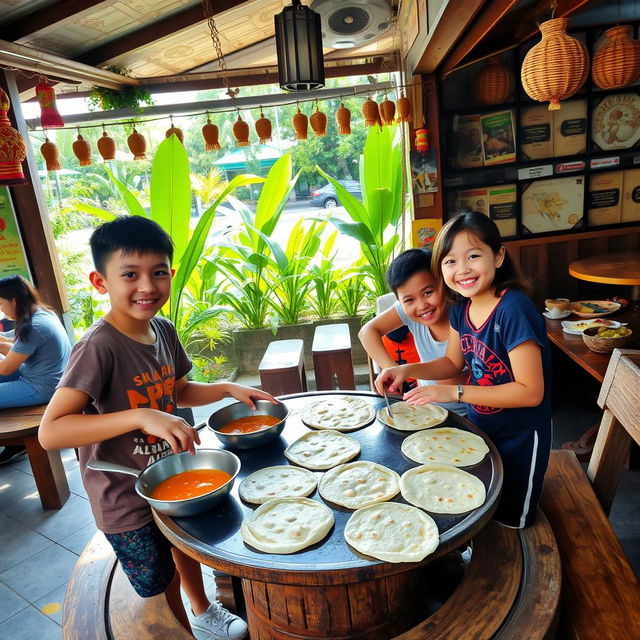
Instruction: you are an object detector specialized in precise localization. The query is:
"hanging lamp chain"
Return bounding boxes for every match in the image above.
[549,0,557,19]
[201,0,239,103]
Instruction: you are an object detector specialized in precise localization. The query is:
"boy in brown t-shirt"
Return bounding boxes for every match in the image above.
[40,216,275,640]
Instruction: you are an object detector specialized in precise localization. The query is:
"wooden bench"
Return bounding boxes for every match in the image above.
[0,404,69,509]
[541,449,640,639]
[258,339,308,396]
[312,323,355,390]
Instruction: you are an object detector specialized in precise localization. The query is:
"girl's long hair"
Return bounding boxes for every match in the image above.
[431,211,529,302]
[0,275,47,341]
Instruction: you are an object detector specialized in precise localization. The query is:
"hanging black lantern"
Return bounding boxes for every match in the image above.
[275,0,325,92]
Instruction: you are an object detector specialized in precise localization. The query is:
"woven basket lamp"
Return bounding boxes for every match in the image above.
[521,17,589,111]
[0,88,27,185]
[592,25,640,89]
[335,102,351,134]
[255,110,272,143]
[310,105,327,136]
[379,95,396,125]
[97,130,116,161]
[202,117,221,150]
[72,133,92,167]
[127,128,146,160]
[362,97,380,127]
[292,107,308,140]
[233,115,250,146]
[473,56,515,105]
[40,137,60,171]
[396,92,411,122]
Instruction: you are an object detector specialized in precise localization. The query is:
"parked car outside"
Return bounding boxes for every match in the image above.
[310,180,362,208]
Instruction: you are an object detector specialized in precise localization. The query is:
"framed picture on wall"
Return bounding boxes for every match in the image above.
[592,93,640,152]
[521,176,585,234]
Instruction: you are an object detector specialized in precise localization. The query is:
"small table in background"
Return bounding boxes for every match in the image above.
[569,253,640,301]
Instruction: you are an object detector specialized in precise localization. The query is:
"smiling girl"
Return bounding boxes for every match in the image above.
[375,212,551,528]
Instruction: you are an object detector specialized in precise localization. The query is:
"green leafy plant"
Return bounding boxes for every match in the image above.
[318,125,407,297]
[89,67,154,112]
[335,262,371,317]
[308,230,340,318]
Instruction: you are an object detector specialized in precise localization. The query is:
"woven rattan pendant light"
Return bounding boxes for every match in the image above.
[202,116,221,150]
[362,97,379,127]
[127,128,146,160]
[41,137,60,171]
[255,109,272,143]
[335,102,351,135]
[592,25,640,89]
[292,107,308,140]
[521,16,589,110]
[310,103,327,136]
[166,117,184,144]
[379,94,396,125]
[233,114,250,146]
[396,92,411,122]
[97,129,116,161]
[473,56,515,105]
[73,133,92,166]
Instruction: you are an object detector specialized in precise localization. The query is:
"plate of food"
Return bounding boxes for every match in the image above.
[569,300,621,318]
[561,318,623,335]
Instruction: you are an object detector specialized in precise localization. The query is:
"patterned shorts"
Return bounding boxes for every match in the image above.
[104,522,175,597]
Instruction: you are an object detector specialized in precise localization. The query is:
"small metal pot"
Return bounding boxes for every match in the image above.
[87,449,240,517]
[207,399,289,449]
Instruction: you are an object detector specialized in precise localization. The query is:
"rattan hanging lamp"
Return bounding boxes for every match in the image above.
[292,106,308,140]
[233,113,250,146]
[335,102,351,135]
[97,128,116,161]
[396,92,411,123]
[310,101,327,136]
[379,93,396,125]
[202,115,221,150]
[362,96,380,127]
[255,108,272,143]
[127,127,146,160]
[40,136,60,172]
[592,25,640,89]
[473,56,515,105]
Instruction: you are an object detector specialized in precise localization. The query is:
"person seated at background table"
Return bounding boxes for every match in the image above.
[39,216,276,640]
[375,212,551,529]
[0,275,71,465]
[359,248,466,415]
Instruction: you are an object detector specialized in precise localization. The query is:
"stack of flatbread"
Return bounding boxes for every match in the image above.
[401,428,489,466]
[302,396,375,431]
[240,497,334,553]
[377,401,448,431]
[284,430,361,470]
[319,461,400,509]
[238,466,317,504]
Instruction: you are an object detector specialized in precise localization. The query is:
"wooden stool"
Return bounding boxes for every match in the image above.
[258,339,308,396]
[312,323,355,390]
[0,404,70,510]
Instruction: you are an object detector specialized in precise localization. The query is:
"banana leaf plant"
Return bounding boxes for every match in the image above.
[317,124,407,297]
[70,135,264,333]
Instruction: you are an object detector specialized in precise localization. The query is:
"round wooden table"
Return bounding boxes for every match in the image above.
[569,252,640,300]
[155,391,502,640]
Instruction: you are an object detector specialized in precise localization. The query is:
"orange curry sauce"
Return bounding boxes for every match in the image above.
[150,469,231,501]
[218,414,280,434]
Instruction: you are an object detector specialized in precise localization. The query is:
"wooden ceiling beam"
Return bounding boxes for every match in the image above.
[0,0,109,42]
[75,0,248,67]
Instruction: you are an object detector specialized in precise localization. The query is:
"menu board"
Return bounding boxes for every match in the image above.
[588,171,622,226]
[592,93,640,151]
[521,105,553,160]
[450,114,483,168]
[621,168,640,222]
[521,176,584,234]
[480,110,516,165]
[451,184,517,238]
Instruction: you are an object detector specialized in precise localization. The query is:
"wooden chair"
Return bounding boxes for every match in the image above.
[312,323,355,390]
[258,339,308,396]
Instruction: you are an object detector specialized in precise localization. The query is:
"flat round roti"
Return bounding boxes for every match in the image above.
[238,466,317,504]
[401,428,489,467]
[400,464,486,514]
[240,497,334,554]
[302,396,375,431]
[377,401,448,431]
[344,502,439,563]
[284,430,361,470]
[319,461,400,509]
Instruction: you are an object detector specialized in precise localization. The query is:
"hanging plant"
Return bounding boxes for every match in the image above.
[88,66,154,112]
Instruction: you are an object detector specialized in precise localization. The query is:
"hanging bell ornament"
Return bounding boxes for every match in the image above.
[35,79,64,129]
[97,130,116,161]
[0,88,27,184]
[127,128,146,160]
[335,102,351,135]
[233,115,250,146]
[255,110,272,144]
[202,117,221,150]
[165,123,184,144]
[379,95,396,125]
[396,92,411,123]
[41,137,60,172]
[292,107,308,140]
[361,97,380,127]
[72,133,92,167]
[310,105,327,136]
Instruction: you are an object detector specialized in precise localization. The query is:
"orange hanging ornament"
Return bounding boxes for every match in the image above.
[473,56,515,105]
[379,95,396,125]
[97,130,116,161]
[73,133,92,166]
[255,109,272,144]
[0,88,27,185]
[40,137,60,172]
[335,102,351,135]
[35,79,64,128]
[396,92,411,122]
[292,107,308,140]
[310,104,327,136]
[233,114,250,146]
[166,119,184,144]
[127,128,146,160]
[202,116,220,150]
[592,25,640,89]
[361,97,379,127]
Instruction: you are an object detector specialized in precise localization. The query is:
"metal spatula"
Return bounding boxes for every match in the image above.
[383,387,395,422]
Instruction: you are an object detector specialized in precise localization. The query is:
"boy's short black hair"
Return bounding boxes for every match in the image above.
[90,216,174,274]
[386,248,433,295]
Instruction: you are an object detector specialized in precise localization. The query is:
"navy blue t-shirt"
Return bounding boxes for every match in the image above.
[449,289,552,439]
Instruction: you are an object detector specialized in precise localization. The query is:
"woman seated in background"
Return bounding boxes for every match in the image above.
[0,275,71,464]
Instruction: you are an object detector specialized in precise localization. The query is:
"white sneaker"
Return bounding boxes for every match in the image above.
[191,601,248,640]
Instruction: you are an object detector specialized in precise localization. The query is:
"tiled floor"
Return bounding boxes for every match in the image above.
[0,380,638,639]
